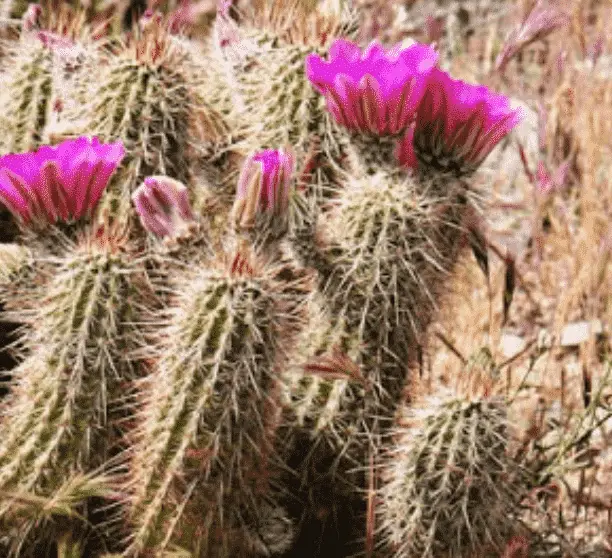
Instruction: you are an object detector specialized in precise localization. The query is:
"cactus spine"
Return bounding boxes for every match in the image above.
[378,386,525,558]
[285,168,469,462]
[123,249,306,556]
[0,35,53,154]
[0,229,143,549]
[64,23,225,226]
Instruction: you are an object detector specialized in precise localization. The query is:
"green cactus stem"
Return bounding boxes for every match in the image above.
[0,35,54,154]
[122,248,308,557]
[63,20,226,227]
[378,387,526,558]
[0,229,144,547]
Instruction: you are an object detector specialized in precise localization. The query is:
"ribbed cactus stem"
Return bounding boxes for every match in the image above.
[65,29,224,227]
[282,297,364,448]
[378,389,524,558]
[324,170,467,401]
[0,37,53,154]
[286,189,337,278]
[0,235,139,521]
[282,168,471,479]
[125,250,304,556]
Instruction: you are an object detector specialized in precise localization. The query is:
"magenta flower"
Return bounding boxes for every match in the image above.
[0,137,125,225]
[132,176,195,238]
[395,125,418,170]
[234,149,294,229]
[404,68,523,174]
[305,38,439,136]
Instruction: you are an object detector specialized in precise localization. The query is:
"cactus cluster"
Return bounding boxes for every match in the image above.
[0,1,563,557]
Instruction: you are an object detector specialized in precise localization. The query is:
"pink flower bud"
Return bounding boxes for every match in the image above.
[234,149,294,230]
[132,176,195,238]
[22,4,42,32]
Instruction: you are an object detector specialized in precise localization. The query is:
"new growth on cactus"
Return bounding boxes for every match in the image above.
[60,11,226,226]
[132,175,196,240]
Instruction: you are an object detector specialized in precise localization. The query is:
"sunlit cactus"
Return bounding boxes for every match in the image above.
[0,2,565,556]
[214,0,359,203]
[0,134,142,554]
[0,243,30,286]
[0,3,100,155]
[0,30,54,154]
[121,247,309,557]
[60,12,226,227]
[0,228,146,552]
[378,378,527,558]
[284,168,470,470]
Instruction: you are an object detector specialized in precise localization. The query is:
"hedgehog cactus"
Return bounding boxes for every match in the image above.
[214,0,359,202]
[121,233,309,555]
[378,382,526,558]
[61,14,226,226]
[0,3,539,556]
[0,138,139,550]
[282,38,508,465]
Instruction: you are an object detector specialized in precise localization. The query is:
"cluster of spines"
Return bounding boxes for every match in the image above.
[0,35,53,154]
[378,388,525,558]
[0,232,142,548]
[215,0,355,201]
[282,169,470,467]
[62,21,227,227]
[122,250,306,556]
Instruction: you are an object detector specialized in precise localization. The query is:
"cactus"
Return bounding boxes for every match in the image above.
[0,33,54,154]
[0,243,30,284]
[378,383,526,558]
[61,14,227,227]
[121,245,309,557]
[0,229,145,546]
[214,0,359,204]
[0,5,542,556]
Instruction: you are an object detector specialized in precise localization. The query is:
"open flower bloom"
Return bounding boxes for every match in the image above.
[306,38,439,136]
[0,137,125,225]
[233,149,294,230]
[132,176,195,239]
[406,68,523,175]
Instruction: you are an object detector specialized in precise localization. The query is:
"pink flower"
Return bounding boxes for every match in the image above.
[0,137,125,225]
[305,38,438,136]
[132,176,195,238]
[404,68,523,174]
[234,149,294,229]
[395,125,418,170]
